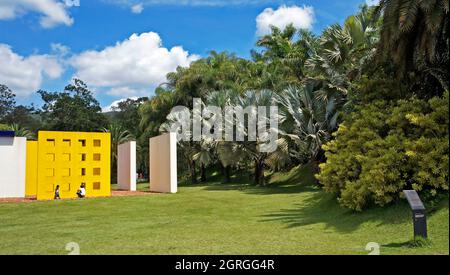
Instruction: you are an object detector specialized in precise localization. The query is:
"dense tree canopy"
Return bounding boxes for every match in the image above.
[0,84,16,122]
[38,79,108,132]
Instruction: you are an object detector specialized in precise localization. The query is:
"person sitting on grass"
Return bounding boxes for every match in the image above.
[54,185,61,200]
[76,183,86,198]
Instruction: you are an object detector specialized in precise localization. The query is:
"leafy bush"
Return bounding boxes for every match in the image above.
[316,92,449,211]
[0,124,11,131]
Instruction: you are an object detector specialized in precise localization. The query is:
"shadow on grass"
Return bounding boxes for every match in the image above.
[382,237,432,249]
[185,165,318,195]
[382,241,412,248]
[176,165,447,234]
[259,190,416,233]
[201,182,318,195]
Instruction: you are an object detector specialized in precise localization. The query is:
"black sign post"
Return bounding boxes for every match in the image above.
[403,190,427,240]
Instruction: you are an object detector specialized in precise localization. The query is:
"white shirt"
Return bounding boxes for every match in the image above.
[80,187,86,196]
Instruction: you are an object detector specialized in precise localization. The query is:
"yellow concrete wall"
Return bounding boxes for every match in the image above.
[25,141,38,197]
[36,131,111,200]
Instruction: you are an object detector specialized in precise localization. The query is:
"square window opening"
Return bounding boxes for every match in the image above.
[79,139,86,147]
[93,182,101,190]
[46,139,55,146]
[93,168,101,176]
[93,154,101,161]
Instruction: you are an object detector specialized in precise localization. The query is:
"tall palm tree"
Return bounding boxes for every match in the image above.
[306,5,379,103]
[192,140,214,182]
[207,89,289,185]
[375,0,449,90]
[139,89,177,135]
[256,25,319,85]
[205,90,244,182]
[235,89,283,186]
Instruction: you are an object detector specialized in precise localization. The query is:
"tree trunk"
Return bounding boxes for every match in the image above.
[258,161,266,186]
[191,160,197,184]
[218,162,226,182]
[311,160,321,185]
[225,165,231,183]
[219,162,225,174]
[200,163,206,182]
[254,160,260,185]
[253,159,266,186]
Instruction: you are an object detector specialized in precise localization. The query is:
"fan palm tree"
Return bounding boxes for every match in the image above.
[205,90,244,182]
[193,140,214,182]
[276,84,339,173]
[234,89,285,186]
[265,137,291,172]
[207,89,289,185]
[306,5,379,103]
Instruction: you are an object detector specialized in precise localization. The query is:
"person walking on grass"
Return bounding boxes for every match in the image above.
[76,183,86,198]
[54,185,61,200]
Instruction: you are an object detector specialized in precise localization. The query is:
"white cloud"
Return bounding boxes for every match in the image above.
[64,0,80,7]
[51,43,71,56]
[256,5,314,36]
[102,97,138,112]
[0,44,64,97]
[0,0,74,28]
[70,32,199,89]
[366,0,380,6]
[131,3,144,13]
[107,86,147,97]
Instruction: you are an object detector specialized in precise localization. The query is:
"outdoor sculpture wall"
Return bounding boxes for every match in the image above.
[1,130,180,200]
[117,141,136,191]
[149,132,177,193]
[0,136,26,198]
[34,131,111,200]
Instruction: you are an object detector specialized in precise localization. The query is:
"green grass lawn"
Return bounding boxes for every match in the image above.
[0,165,448,255]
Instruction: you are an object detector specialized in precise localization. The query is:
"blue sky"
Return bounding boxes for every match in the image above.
[0,0,370,110]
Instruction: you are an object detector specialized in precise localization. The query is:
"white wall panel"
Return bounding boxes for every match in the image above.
[0,137,26,198]
[149,133,177,193]
[117,141,136,191]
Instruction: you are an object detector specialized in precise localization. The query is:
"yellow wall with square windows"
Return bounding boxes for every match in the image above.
[36,131,111,200]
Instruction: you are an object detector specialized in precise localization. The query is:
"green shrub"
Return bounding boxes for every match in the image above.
[0,124,11,131]
[316,92,449,211]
